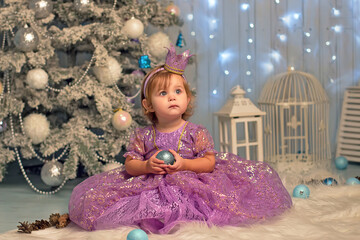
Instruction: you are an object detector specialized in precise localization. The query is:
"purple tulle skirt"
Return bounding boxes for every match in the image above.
[69,152,292,234]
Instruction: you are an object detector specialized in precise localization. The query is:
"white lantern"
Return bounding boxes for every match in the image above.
[258,70,331,170]
[215,85,265,161]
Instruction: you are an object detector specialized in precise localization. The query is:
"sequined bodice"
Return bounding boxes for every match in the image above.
[124,121,216,161]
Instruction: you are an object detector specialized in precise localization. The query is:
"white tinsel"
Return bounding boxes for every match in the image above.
[26,68,49,89]
[23,113,50,144]
[148,32,171,59]
[93,57,123,86]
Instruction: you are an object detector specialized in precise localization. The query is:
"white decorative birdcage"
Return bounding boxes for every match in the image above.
[258,70,331,170]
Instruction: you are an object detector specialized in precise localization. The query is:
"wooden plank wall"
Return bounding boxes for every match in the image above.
[173,0,360,156]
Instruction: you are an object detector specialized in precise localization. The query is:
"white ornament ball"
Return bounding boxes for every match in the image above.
[41,161,65,186]
[147,32,171,59]
[93,57,123,86]
[123,18,144,39]
[26,68,49,89]
[112,110,132,131]
[102,163,124,172]
[23,113,50,144]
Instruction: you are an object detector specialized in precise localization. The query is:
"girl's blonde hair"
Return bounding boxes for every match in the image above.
[141,65,194,124]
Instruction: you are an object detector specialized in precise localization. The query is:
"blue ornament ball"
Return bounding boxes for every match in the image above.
[322,177,338,186]
[346,177,360,185]
[127,229,148,240]
[156,150,175,165]
[138,55,151,68]
[335,156,348,170]
[292,184,310,199]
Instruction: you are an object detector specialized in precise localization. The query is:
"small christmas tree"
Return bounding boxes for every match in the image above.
[0,0,182,193]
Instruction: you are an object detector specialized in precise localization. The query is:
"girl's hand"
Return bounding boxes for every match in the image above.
[165,149,186,174]
[146,150,168,175]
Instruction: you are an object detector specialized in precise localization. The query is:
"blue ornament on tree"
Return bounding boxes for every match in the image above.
[127,229,148,240]
[335,156,348,170]
[346,177,360,185]
[156,150,175,165]
[292,184,310,199]
[322,177,338,186]
[176,31,185,48]
[138,55,151,68]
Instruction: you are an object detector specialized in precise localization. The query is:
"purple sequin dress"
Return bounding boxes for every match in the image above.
[69,122,292,233]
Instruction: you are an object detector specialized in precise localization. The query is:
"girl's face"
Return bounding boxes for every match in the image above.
[143,74,190,123]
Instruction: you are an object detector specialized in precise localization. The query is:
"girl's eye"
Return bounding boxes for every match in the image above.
[160,91,167,96]
[175,89,182,94]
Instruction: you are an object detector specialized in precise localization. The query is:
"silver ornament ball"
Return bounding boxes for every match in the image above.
[0,119,7,133]
[41,161,65,187]
[14,26,39,52]
[28,0,53,19]
[74,0,92,12]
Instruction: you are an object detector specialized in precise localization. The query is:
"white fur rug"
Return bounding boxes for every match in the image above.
[1,169,359,240]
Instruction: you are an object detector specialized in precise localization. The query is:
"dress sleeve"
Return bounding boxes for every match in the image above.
[194,125,216,158]
[123,128,145,161]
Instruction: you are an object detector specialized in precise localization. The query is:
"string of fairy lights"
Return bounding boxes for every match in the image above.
[203,0,344,97]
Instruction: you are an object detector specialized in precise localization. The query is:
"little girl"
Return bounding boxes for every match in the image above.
[69,45,292,234]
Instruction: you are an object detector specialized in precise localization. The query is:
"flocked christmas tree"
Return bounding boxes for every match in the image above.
[0,0,182,193]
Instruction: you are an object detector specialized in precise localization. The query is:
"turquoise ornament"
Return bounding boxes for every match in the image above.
[322,177,338,186]
[127,229,148,240]
[156,150,175,165]
[346,177,360,185]
[335,156,348,170]
[292,184,310,199]
[138,55,151,68]
[176,31,185,48]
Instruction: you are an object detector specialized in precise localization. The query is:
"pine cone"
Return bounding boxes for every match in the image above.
[32,219,51,230]
[17,221,33,234]
[49,213,60,226]
[56,213,70,228]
